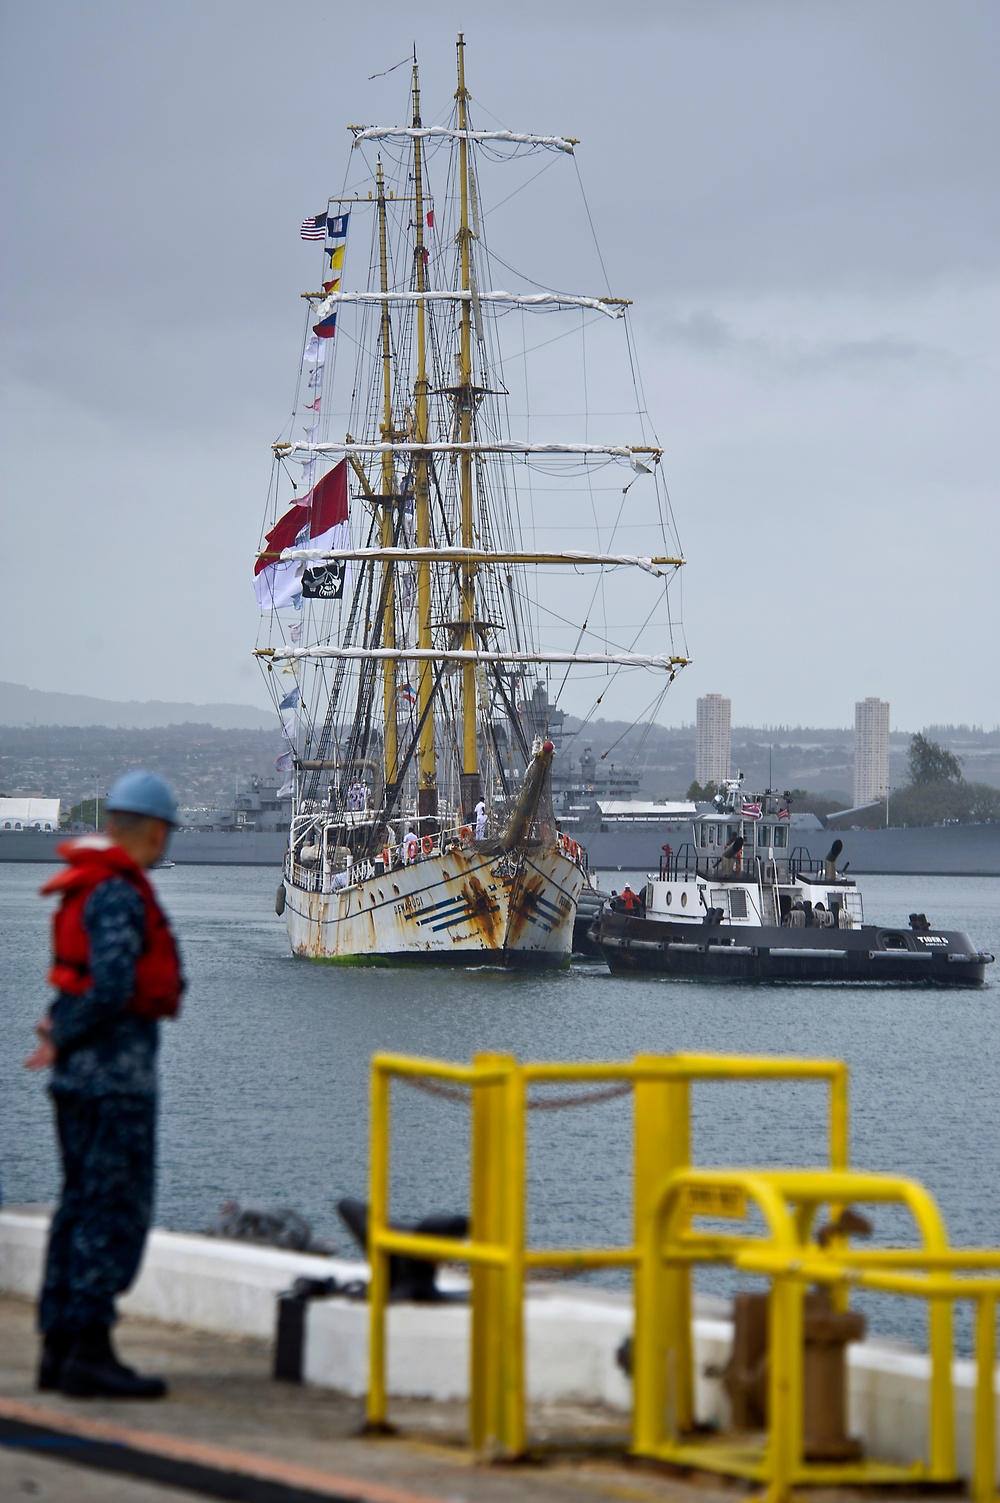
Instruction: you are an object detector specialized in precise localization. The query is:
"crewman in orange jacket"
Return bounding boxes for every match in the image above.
[26,770,185,1399]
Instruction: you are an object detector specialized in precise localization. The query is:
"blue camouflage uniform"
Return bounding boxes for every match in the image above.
[39,878,168,1335]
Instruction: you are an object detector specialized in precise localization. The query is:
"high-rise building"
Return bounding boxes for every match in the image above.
[854,697,890,806]
[696,694,731,788]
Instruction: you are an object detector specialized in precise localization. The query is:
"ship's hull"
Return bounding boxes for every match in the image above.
[593,913,993,986]
[283,845,582,967]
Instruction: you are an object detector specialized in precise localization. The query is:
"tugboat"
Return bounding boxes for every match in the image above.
[590,779,994,985]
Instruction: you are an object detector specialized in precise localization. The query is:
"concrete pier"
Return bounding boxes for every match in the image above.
[2,1207,997,1501]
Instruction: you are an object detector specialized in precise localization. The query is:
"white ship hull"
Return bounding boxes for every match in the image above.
[283,845,582,967]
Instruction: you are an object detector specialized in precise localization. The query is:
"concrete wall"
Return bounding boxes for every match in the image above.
[2,1207,996,1480]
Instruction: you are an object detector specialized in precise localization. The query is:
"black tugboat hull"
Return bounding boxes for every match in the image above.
[593,917,992,986]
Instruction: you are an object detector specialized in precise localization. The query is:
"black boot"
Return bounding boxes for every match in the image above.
[58,1326,167,1399]
[37,1330,74,1391]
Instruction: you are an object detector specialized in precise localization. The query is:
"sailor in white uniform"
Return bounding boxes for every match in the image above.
[403,829,419,864]
[474,799,487,841]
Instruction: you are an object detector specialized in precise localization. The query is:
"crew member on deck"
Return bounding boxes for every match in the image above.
[474,799,487,841]
[621,883,640,913]
[403,828,419,863]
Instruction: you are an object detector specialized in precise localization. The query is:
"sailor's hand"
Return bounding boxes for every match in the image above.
[25,1018,56,1071]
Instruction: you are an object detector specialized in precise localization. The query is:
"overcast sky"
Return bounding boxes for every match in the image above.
[2,0,997,732]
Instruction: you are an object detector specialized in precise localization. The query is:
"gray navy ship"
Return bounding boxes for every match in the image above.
[4,691,1000,877]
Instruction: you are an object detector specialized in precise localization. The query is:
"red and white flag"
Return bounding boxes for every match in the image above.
[741,801,762,819]
[254,461,349,609]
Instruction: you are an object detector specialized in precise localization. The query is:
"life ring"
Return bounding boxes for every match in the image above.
[421,835,434,854]
[381,847,391,867]
[459,825,472,842]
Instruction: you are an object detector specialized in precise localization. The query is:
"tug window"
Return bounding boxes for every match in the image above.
[772,825,788,848]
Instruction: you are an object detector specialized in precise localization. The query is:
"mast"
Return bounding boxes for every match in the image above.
[411,61,437,822]
[375,161,398,786]
[455,33,481,815]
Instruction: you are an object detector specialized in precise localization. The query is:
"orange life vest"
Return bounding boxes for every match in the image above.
[42,837,184,1021]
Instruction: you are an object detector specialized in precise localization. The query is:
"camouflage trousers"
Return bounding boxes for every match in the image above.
[39,1093,156,1334]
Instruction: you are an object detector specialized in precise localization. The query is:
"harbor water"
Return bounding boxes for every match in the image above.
[3,862,998,1350]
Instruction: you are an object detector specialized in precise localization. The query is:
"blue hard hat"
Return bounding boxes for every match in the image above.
[105,770,178,827]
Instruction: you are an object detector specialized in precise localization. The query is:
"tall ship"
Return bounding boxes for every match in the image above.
[253,40,686,965]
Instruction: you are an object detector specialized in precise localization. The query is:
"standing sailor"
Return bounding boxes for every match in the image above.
[403,828,419,864]
[474,798,487,841]
[26,771,185,1399]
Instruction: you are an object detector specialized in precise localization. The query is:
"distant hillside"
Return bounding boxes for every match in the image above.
[0,682,274,732]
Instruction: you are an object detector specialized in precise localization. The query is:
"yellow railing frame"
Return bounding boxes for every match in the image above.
[366,1049,849,1458]
[635,1163,1000,1503]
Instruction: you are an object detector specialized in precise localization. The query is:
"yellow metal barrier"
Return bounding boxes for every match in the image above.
[634,1163,1000,1503]
[366,1049,849,1457]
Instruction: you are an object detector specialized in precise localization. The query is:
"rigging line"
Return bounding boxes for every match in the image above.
[621,312,656,450]
[482,152,560,220]
[553,313,600,708]
[557,590,669,756]
[496,313,606,367]
[368,51,412,79]
[620,686,672,771]
[572,154,612,297]
[593,683,671,767]
[379,663,449,836]
[503,580,665,660]
[482,242,587,300]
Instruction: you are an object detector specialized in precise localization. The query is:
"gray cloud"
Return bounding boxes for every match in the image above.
[1,0,998,729]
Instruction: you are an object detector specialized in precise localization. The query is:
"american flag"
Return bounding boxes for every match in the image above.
[778,806,791,821]
[300,212,327,241]
[742,801,762,819]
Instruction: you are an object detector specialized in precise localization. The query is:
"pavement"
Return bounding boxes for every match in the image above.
[0,1294,745,1503]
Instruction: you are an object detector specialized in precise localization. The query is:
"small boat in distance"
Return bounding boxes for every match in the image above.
[590,778,994,985]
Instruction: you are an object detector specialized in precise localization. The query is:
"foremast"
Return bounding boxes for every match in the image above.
[375,161,398,787]
[455,34,480,816]
[411,63,437,822]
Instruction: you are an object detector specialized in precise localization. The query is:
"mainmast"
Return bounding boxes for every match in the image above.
[411,62,437,823]
[455,33,481,816]
[375,161,398,786]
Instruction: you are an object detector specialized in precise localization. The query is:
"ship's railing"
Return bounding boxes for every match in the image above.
[287,815,587,885]
[658,845,830,886]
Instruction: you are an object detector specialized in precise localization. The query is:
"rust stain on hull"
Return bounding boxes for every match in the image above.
[460,875,501,947]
